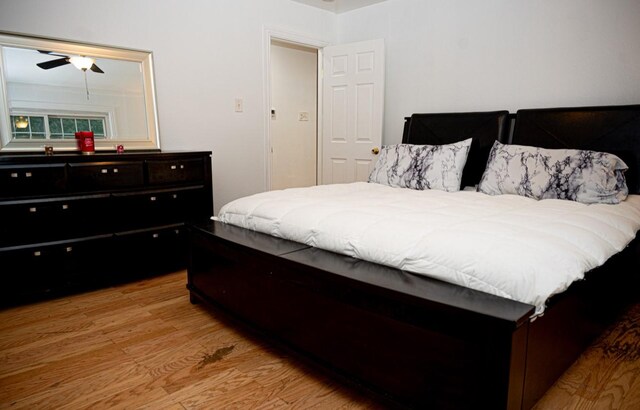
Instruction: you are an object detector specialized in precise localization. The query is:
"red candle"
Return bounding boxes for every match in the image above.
[77,131,95,155]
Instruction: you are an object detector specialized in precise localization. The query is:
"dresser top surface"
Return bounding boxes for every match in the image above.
[0,150,212,165]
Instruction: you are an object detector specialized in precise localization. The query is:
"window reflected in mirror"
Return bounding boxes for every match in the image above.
[10,114,107,140]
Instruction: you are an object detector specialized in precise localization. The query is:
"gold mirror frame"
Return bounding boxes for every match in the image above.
[0,31,160,152]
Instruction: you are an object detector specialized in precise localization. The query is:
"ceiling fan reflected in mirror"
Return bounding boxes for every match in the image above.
[36,50,103,100]
[36,50,104,73]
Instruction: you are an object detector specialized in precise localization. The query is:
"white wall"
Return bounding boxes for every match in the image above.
[337,0,640,144]
[0,0,335,213]
[2,0,640,210]
[270,41,317,190]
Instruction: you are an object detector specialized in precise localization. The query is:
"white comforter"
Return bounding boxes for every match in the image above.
[218,182,640,315]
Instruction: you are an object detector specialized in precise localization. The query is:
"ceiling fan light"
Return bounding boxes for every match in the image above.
[69,56,95,70]
[15,116,29,129]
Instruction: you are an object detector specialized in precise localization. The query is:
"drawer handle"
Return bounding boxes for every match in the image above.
[152,233,159,238]
[180,165,184,169]
[11,172,18,178]
[171,165,177,170]
[66,247,73,252]
[62,204,69,210]
[101,169,108,174]
[33,251,41,257]
[150,196,157,201]
[172,194,178,199]
[29,207,37,213]
[25,172,32,178]
[174,229,180,234]
[113,168,119,173]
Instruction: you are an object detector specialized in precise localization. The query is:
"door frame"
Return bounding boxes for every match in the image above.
[262,26,328,191]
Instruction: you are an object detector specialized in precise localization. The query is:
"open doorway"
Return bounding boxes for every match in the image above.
[264,30,383,190]
[269,40,318,190]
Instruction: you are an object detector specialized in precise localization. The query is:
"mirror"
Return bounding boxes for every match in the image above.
[0,31,159,152]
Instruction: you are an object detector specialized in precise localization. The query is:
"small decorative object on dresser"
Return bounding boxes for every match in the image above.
[75,131,95,155]
[0,150,213,305]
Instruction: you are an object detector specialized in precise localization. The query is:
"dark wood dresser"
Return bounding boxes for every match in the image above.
[0,151,212,305]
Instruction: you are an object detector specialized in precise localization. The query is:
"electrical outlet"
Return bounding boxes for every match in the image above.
[298,112,309,121]
[235,98,243,112]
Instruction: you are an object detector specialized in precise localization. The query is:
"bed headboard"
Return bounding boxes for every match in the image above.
[512,105,640,195]
[403,110,510,188]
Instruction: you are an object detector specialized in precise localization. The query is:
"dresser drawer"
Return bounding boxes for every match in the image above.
[112,186,207,230]
[114,225,187,273]
[0,235,113,297]
[0,194,111,247]
[68,161,144,191]
[146,157,204,185]
[0,163,66,198]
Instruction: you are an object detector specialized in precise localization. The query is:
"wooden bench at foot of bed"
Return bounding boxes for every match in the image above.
[186,220,638,409]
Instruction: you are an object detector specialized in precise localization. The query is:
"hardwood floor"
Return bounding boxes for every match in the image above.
[1,270,638,409]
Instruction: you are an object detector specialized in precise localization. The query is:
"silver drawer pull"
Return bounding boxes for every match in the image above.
[62,204,69,210]
[113,168,119,173]
[25,172,32,177]
[66,247,73,252]
[29,207,37,213]
[180,165,184,169]
[11,172,18,178]
[172,194,178,199]
[33,251,41,256]
[150,196,157,201]
[174,229,180,234]
[152,233,159,238]
[171,165,177,170]
[101,169,108,174]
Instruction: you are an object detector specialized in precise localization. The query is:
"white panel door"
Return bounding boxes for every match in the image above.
[321,39,384,184]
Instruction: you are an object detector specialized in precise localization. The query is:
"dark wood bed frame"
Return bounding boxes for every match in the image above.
[187,105,640,409]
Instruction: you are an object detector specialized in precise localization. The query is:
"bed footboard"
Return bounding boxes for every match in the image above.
[187,221,534,409]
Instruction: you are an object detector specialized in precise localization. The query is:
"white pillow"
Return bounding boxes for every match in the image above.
[478,141,629,204]
[368,138,472,192]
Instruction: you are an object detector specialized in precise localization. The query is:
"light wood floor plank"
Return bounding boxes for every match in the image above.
[532,303,640,410]
[11,359,150,409]
[0,343,127,405]
[1,270,638,409]
[78,386,173,410]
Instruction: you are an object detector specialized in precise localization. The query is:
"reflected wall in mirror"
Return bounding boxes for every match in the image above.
[0,32,160,152]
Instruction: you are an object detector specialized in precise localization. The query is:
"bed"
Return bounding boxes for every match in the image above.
[187,105,640,409]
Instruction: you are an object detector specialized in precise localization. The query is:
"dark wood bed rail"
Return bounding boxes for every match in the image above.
[188,221,534,409]
[188,221,638,409]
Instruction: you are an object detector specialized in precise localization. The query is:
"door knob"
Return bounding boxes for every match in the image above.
[371,147,380,155]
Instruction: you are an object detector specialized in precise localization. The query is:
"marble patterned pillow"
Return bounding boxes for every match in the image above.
[478,141,629,204]
[368,138,472,192]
